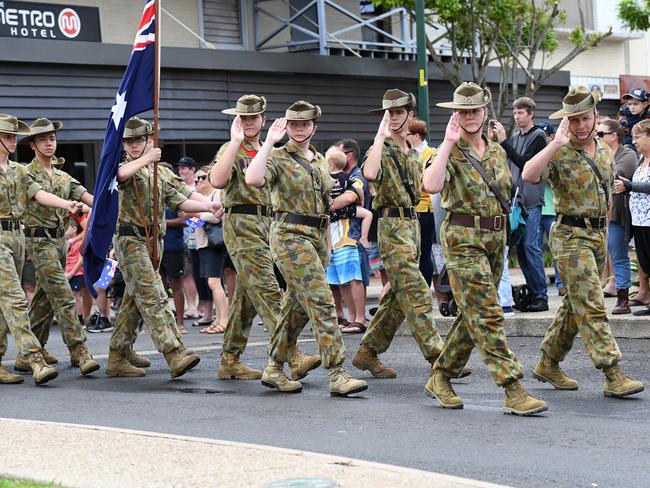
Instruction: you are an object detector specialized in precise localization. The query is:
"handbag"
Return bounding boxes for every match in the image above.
[203,191,225,249]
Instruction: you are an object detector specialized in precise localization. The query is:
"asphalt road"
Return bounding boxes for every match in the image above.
[1,322,648,488]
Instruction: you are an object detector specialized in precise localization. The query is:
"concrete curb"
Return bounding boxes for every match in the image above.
[0,418,510,488]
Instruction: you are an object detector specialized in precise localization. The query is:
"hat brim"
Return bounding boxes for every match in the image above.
[368,105,415,114]
[435,101,490,110]
[19,120,63,143]
[0,119,31,136]
[548,106,595,120]
[221,108,265,116]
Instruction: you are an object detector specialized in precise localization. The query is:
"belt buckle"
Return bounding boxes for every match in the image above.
[493,215,503,231]
[320,216,328,229]
[597,216,606,228]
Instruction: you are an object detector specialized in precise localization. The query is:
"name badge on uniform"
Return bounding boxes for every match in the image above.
[240,158,249,173]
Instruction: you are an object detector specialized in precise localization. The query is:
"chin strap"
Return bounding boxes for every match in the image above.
[569,117,597,142]
[459,123,483,135]
[288,126,316,145]
[391,114,410,134]
[33,141,51,161]
[0,138,12,155]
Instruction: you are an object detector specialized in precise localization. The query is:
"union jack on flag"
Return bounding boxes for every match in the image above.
[83,0,158,296]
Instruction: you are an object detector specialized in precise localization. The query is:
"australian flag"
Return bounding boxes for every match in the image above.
[83,0,157,295]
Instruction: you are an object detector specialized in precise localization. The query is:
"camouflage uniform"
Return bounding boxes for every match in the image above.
[108,165,187,355]
[432,138,524,385]
[360,138,444,362]
[23,157,88,351]
[0,161,45,359]
[214,141,283,355]
[540,141,621,368]
[266,142,346,369]
[111,165,192,348]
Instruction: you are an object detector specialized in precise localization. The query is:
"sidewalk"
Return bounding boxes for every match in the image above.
[364,268,650,339]
[0,418,510,488]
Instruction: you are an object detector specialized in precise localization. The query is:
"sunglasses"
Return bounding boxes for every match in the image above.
[596,131,613,138]
[195,174,208,183]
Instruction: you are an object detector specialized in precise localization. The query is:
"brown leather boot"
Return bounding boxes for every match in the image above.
[218,351,262,380]
[287,346,321,381]
[0,361,24,384]
[41,349,58,365]
[533,353,578,390]
[352,344,397,379]
[603,364,644,397]
[612,289,631,315]
[70,344,100,376]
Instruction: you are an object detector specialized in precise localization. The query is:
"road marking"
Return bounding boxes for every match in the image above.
[4,339,317,365]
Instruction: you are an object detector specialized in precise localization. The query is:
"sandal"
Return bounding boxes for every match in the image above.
[337,316,351,327]
[192,319,213,327]
[178,325,189,334]
[628,297,650,307]
[341,321,367,334]
[200,323,227,334]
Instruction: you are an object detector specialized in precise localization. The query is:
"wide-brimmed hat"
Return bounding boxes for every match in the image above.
[222,95,267,116]
[177,156,197,169]
[123,117,154,139]
[369,89,416,114]
[549,86,602,120]
[622,87,648,102]
[0,114,31,136]
[285,101,321,121]
[436,82,491,110]
[20,118,63,144]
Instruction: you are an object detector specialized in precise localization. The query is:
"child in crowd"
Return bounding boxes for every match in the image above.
[619,88,649,149]
[65,219,91,326]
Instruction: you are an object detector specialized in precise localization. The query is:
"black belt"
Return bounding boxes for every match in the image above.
[275,212,329,229]
[449,212,506,231]
[377,207,416,219]
[118,225,152,238]
[24,226,64,239]
[0,219,21,231]
[557,215,607,229]
[227,205,272,217]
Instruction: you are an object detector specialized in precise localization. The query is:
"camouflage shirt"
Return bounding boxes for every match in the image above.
[213,140,271,208]
[23,157,87,228]
[117,164,187,231]
[542,140,613,218]
[441,136,512,216]
[363,138,422,210]
[0,160,42,220]
[264,142,331,216]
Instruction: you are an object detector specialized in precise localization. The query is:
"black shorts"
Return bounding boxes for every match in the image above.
[69,275,85,292]
[199,246,226,279]
[161,249,184,279]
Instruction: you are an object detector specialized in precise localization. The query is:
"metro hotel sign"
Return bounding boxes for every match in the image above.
[0,1,101,41]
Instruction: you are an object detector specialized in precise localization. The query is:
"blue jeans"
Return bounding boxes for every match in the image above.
[607,221,631,289]
[498,245,513,307]
[516,205,547,301]
[539,214,563,290]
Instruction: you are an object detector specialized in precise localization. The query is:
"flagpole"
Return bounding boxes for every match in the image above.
[152,0,161,267]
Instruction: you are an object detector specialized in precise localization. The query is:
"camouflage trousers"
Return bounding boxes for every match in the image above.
[267,222,345,369]
[222,213,282,356]
[109,236,181,355]
[433,220,523,386]
[0,229,42,358]
[26,236,85,351]
[361,216,443,362]
[541,222,621,368]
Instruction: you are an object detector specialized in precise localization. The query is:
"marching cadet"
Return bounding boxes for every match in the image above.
[0,113,82,386]
[246,101,367,397]
[106,117,220,379]
[210,95,320,381]
[522,86,644,398]
[423,83,548,416]
[12,118,100,377]
[352,89,446,380]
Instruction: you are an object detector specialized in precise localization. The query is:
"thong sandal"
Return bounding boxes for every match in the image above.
[341,321,367,334]
[201,323,227,334]
[628,298,650,307]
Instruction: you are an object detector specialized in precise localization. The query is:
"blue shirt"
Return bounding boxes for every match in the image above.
[163,208,185,252]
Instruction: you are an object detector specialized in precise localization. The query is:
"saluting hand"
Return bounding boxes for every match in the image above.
[444,112,461,144]
[375,110,391,141]
[230,115,245,144]
[554,117,571,147]
[266,117,287,144]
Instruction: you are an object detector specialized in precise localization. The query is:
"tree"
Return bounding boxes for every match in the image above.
[618,0,650,31]
[373,0,612,118]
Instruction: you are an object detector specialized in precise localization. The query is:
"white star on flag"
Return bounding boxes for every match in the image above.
[108,177,119,193]
[111,91,128,130]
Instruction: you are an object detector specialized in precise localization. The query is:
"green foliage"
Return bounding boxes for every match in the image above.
[0,480,67,488]
[618,0,650,31]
